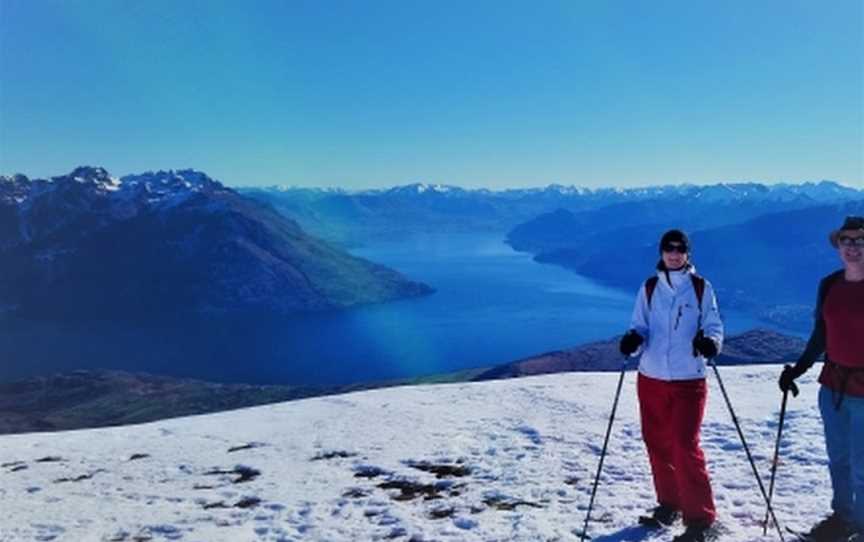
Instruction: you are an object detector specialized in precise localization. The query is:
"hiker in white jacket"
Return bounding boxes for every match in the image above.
[629,258,724,382]
[618,229,725,542]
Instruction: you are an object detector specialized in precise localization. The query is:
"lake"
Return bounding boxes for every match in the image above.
[0,233,787,386]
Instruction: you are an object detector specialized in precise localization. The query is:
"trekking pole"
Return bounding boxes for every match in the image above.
[709,358,786,542]
[762,389,790,536]
[579,357,628,541]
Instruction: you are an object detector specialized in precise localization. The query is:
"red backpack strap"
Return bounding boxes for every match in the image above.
[645,276,659,308]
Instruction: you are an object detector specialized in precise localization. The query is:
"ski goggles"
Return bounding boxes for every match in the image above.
[838,235,864,248]
[661,242,688,254]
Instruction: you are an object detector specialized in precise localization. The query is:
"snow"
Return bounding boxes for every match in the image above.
[404,183,456,194]
[541,185,594,196]
[0,365,832,541]
[102,177,122,192]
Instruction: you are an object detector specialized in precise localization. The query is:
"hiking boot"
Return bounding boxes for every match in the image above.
[804,514,851,541]
[638,504,681,528]
[672,523,718,542]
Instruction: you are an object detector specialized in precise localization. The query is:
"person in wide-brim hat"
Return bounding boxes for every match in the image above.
[779,214,864,540]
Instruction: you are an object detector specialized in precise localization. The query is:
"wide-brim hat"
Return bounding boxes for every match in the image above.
[829,215,864,248]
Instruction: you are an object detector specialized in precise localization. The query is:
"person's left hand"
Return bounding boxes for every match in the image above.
[692,335,718,358]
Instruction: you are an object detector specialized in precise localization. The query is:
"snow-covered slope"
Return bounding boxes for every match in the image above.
[0,365,830,541]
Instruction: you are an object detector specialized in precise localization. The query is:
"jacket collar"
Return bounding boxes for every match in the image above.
[657,265,696,291]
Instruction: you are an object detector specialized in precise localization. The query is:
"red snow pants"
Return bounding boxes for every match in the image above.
[637,373,716,526]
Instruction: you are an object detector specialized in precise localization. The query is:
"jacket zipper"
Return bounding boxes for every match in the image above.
[666,297,675,365]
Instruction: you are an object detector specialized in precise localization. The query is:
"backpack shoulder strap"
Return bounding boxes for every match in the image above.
[690,273,707,329]
[690,274,706,306]
[646,274,706,308]
[645,276,659,308]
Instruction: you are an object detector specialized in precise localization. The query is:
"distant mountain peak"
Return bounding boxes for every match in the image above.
[0,174,33,204]
[54,166,122,193]
[387,182,462,195]
[67,165,111,181]
[122,169,225,191]
[540,183,593,195]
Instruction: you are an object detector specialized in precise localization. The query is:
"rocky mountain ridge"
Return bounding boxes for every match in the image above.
[0,167,433,319]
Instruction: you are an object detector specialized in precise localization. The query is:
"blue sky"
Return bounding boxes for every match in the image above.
[1,0,861,189]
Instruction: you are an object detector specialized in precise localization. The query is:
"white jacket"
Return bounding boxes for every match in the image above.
[629,267,724,381]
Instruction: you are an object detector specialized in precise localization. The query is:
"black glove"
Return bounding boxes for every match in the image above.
[778,364,803,397]
[692,334,718,358]
[619,330,644,356]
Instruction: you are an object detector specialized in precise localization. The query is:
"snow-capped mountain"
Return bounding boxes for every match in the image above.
[242,180,863,246]
[599,180,862,204]
[0,365,833,541]
[0,167,432,319]
[260,180,861,203]
[383,183,464,196]
[0,167,232,247]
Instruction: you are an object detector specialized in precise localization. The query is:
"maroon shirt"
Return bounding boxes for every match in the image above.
[818,277,864,396]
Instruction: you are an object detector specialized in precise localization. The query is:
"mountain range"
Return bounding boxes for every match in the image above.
[505,181,863,254]
[243,180,862,246]
[0,167,432,320]
[522,199,864,328]
[242,179,862,329]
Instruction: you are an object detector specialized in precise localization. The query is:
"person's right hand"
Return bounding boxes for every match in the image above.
[619,330,644,356]
[778,364,802,397]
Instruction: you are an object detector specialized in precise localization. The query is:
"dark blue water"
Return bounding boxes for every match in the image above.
[0,233,780,386]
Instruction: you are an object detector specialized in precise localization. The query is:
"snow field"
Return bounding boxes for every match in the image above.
[0,365,830,541]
